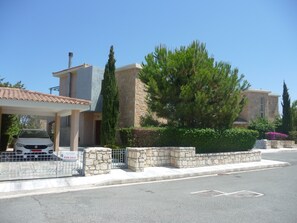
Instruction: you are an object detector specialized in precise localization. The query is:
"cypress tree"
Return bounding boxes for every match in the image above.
[281,81,292,134]
[100,46,119,146]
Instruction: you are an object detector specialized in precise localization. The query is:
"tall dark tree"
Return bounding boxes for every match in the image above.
[100,46,119,146]
[291,100,297,131]
[281,81,292,134]
[0,78,24,151]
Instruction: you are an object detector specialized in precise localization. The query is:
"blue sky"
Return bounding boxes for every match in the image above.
[1,0,296,104]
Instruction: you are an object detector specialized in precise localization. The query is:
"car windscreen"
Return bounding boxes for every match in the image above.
[19,130,50,138]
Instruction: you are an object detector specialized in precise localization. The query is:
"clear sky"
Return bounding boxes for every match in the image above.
[1,0,296,103]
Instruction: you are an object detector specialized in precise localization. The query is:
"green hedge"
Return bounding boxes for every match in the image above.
[119,127,258,153]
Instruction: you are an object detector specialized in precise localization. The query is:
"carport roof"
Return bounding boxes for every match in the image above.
[0,87,91,117]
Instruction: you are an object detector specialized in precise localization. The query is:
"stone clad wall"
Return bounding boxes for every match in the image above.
[171,147,196,168]
[195,151,261,166]
[127,148,146,172]
[127,147,261,172]
[115,67,137,128]
[145,147,171,167]
[83,147,112,176]
[134,78,148,127]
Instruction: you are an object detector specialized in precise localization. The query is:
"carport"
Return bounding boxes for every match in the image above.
[0,87,91,151]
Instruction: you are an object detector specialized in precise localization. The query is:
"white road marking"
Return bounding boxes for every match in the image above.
[191,190,225,195]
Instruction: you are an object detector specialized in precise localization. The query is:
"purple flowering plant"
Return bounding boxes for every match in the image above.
[265,132,288,140]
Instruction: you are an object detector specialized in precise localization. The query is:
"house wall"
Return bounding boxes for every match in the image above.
[268,95,279,121]
[59,76,69,97]
[115,67,137,127]
[79,112,101,146]
[239,90,278,122]
[58,66,104,146]
[115,66,147,128]
[134,76,148,127]
[76,66,104,111]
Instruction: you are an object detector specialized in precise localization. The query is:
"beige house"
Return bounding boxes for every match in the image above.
[235,89,279,127]
[52,62,279,146]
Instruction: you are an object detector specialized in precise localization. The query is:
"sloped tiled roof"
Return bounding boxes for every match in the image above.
[0,87,90,105]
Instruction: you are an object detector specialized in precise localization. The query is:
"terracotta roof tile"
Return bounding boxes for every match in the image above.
[0,87,90,105]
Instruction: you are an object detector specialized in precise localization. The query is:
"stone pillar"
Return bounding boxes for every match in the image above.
[83,147,112,176]
[282,140,295,148]
[127,147,146,172]
[255,139,271,149]
[170,147,196,168]
[70,110,79,151]
[54,113,60,152]
[271,140,281,149]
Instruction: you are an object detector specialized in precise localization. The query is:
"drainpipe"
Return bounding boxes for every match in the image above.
[68,52,73,97]
[67,52,73,127]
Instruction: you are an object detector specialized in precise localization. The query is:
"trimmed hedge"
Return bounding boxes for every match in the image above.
[119,127,258,153]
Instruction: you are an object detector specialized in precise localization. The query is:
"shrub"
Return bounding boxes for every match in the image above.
[248,118,275,139]
[104,144,120,149]
[288,131,297,143]
[119,127,161,147]
[118,128,134,147]
[119,127,258,153]
[265,132,288,140]
[140,113,160,127]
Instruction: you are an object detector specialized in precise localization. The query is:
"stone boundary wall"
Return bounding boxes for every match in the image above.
[82,147,262,175]
[254,139,296,149]
[127,147,261,172]
[83,147,112,176]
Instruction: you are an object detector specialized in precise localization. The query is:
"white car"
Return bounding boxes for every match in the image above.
[14,129,54,158]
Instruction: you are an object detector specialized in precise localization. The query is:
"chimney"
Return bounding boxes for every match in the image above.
[68,52,73,68]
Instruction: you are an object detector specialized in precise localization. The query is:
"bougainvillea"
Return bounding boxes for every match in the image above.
[265,132,288,140]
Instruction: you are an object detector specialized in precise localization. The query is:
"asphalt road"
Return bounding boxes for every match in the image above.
[0,151,297,223]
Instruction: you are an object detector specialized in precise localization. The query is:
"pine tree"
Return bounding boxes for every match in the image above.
[100,46,119,146]
[139,41,250,129]
[281,81,292,134]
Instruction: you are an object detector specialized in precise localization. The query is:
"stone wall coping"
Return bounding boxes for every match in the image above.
[84,147,112,152]
[196,150,260,156]
[171,147,195,150]
[257,139,295,142]
[127,147,147,150]
[127,147,195,150]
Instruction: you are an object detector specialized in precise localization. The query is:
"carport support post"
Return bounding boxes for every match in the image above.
[54,113,60,152]
[70,110,79,151]
[0,107,2,142]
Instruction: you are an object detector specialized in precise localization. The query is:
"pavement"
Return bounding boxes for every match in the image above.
[0,148,295,199]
